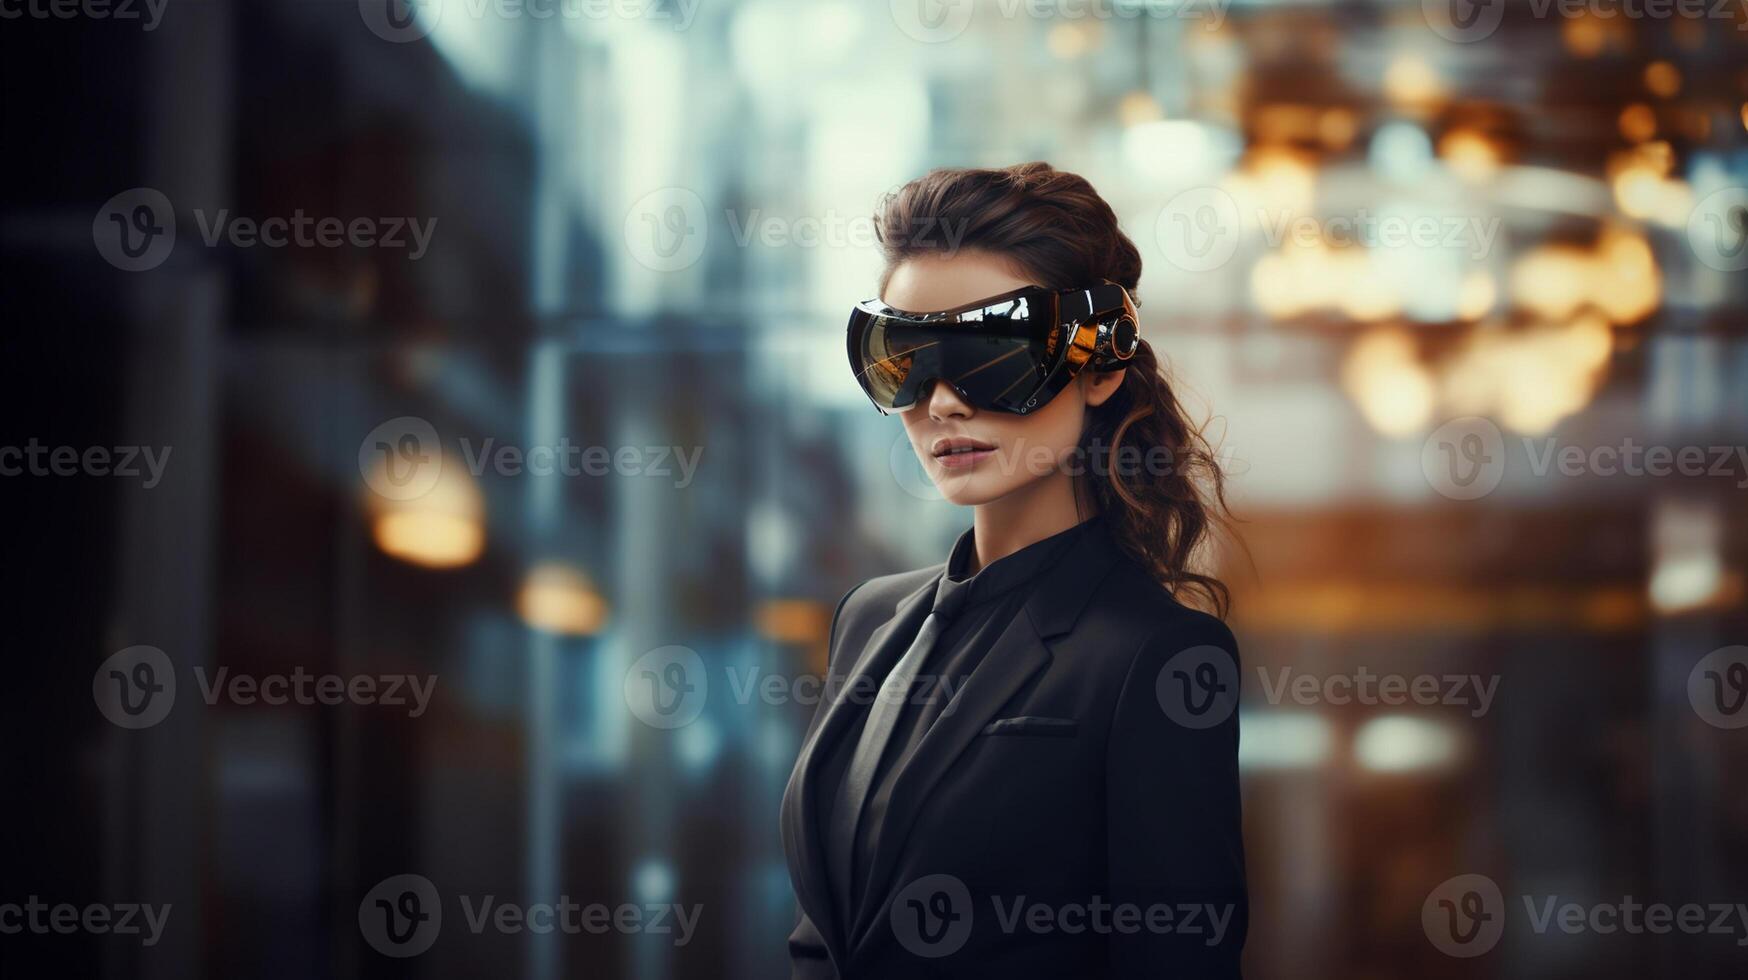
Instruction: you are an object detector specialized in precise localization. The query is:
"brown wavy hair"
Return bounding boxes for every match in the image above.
[873,162,1235,617]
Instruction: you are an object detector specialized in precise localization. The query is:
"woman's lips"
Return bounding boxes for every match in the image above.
[931,437,996,470]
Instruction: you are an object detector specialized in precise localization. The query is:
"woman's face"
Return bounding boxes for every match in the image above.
[883,251,1125,507]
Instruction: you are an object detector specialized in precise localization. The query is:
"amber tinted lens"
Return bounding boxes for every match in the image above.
[855,317,1056,412]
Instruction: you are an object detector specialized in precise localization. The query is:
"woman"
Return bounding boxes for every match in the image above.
[781,162,1246,979]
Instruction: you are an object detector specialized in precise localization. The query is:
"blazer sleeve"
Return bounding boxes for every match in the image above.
[787,581,866,977]
[1104,610,1248,978]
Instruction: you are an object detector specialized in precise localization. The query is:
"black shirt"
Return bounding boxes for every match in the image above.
[822,516,1101,922]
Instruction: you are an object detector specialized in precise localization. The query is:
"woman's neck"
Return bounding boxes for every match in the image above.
[968,470,1090,575]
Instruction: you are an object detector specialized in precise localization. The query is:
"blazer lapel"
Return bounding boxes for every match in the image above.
[846,518,1125,953]
[781,573,938,960]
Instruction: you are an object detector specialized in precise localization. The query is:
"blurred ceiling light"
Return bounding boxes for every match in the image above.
[1510,244,1592,321]
[1650,552,1726,614]
[1341,329,1434,437]
[1047,21,1098,59]
[1561,14,1609,57]
[1741,103,1748,133]
[1239,145,1318,216]
[755,599,830,646]
[1354,716,1462,773]
[1650,499,1732,614]
[1439,128,1500,182]
[1618,103,1657,143]
[1438,316,1612,433]
[1383,55,1443,109]
[1455,270,1496,320]
[1644,61,1682,98]
[1237,712,1332,771]
[1118,90,1164,127]
[366,453,485,570]
[1593,226,1661,323]
[517,562,609,636]
[1318,107,1357,151]
[1337,259,1403,322]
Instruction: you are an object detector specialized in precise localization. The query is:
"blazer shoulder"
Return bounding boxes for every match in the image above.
[1092,554,1239,662]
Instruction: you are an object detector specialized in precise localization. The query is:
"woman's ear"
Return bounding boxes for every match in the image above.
[1083,367,1126,408]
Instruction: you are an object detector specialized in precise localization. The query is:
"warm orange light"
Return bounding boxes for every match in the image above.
[1561,15,1608,58]
[1341,329,1433,436]
[1644,61,1681,98]
[364,451,486,569]
[1618,103,1656,143]
[373,512,485,569]
[1439,129,1500,182]
[1384,55,1443,108]
[1117,90,1163,127]
[1455,270,1495,321]
[756,599,831,645]
[1318,107,1357,151]
[517,563,609,635]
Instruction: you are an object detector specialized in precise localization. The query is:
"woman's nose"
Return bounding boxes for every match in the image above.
[924,378,974,421]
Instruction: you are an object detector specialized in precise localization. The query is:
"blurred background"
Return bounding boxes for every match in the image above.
[4,0,1748,977]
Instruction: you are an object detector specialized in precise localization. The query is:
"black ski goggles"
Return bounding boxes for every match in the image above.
[846,282,1141,416]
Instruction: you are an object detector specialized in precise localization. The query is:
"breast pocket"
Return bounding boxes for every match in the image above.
[979,715,1080,737]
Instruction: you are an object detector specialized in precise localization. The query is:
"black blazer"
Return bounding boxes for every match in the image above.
[781,519,1247,979]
